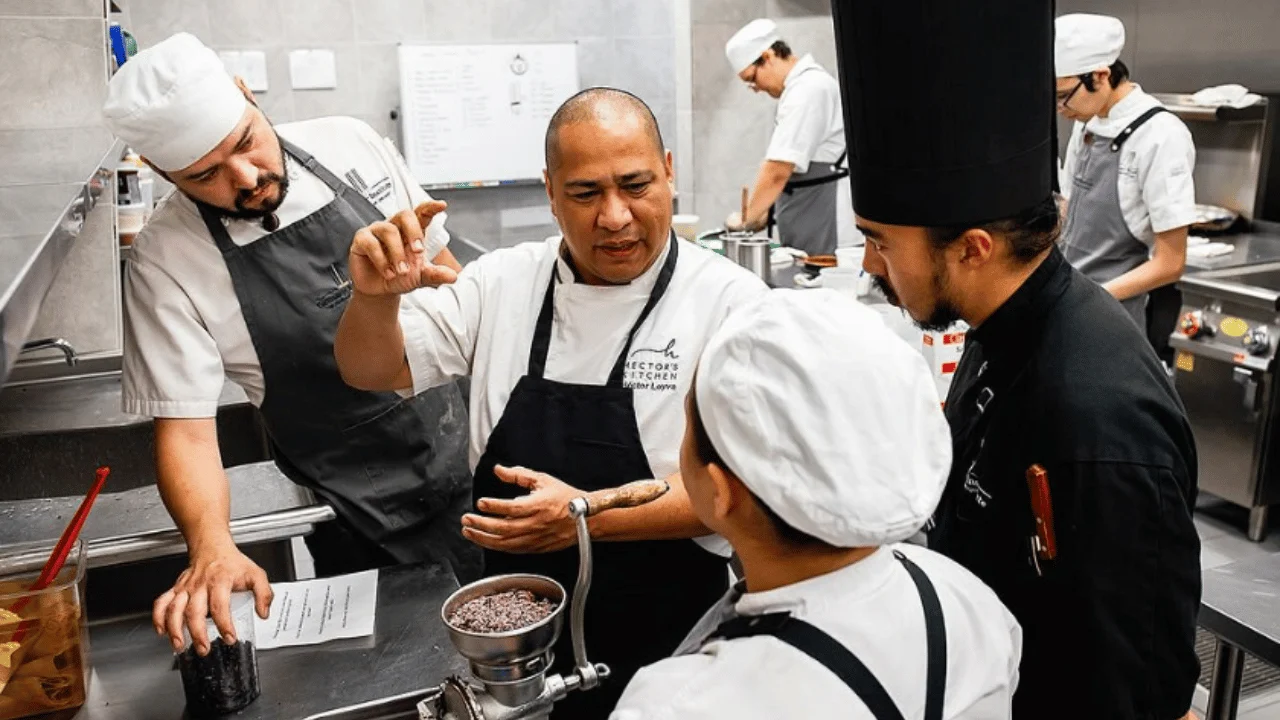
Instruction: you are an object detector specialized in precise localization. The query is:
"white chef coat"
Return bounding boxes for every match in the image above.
[398,236,768,551]
[1060,85,1197,245]
[610,544,1021,719]
[765,54,857,248]
[121,116,448,418]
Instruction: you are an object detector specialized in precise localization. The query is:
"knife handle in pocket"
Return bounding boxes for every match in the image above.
[1026,464,1058,561]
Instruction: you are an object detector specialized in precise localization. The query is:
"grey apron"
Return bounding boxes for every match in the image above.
[196,139,479,582]
[1061,107,1171,327]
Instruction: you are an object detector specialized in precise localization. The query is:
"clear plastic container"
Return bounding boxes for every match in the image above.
[0,539,90,719]
[177,591,261,718]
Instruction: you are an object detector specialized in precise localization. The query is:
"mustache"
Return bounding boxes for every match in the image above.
[871,274,899,306]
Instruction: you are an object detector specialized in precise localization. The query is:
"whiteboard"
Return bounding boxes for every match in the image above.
[397,43,580,187]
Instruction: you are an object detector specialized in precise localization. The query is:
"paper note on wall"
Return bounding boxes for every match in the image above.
[289,49,337,90]
[254,570,378,649]
[219,50,268,92]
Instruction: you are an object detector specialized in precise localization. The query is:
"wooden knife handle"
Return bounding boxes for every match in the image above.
[583,479,670,517]
[1025,464,1058,561]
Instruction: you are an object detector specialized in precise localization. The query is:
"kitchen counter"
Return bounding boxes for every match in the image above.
[73,562,466,719]
[1187,231,1280,272]
[1199,555,1280,719]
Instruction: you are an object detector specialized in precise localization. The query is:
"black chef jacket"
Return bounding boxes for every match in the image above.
[930,247,1201,719]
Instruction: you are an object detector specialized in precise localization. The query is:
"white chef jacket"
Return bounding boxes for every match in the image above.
[121,116,448,418]
[399,236,768,551]
[611,544,1022,719]
[765,54,858,248]
[1060,86,1197,245]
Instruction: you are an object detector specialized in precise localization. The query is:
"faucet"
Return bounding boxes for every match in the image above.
[20,338,78,367]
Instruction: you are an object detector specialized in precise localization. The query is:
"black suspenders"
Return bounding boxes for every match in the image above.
[709,551,946,720]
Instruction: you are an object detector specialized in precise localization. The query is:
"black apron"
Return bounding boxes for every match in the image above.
[472,237,729,719]
[709,551,946,720]
[196,139,478,582]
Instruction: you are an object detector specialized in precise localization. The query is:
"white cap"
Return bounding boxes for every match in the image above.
[103,33,248,172]
[725,19,781,73]
[1055,14,1126,78]
[695,290,951,548]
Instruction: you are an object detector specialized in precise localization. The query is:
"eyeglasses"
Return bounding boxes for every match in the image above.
[1056,79,1085,110]
[743,56,766,86]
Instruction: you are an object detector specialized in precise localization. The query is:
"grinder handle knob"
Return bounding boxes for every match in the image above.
[579,478,671,517]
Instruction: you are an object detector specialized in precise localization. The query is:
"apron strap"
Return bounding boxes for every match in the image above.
[707,552,946,720]
[526,234,681,386]
[782,151,851,195]
[1109,107,1170,152]
[195,138,386,253]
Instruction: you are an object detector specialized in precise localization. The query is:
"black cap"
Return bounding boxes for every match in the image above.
[831,0,1057,227]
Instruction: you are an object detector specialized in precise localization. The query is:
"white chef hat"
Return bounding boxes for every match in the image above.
[1055,14,1126,78]
[102,33,248,172]
[725,18,781,73]
[695,290,951,548]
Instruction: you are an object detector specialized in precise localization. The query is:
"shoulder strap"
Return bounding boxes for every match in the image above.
[711,612,907,720]
[894,551,947,720]
[1110,107,1171,152]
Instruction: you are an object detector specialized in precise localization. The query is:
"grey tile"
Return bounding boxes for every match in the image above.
[253,46,297,124]
[651,102,677,154]
[207,0,284,48]
[290,45,362,121]
[1129,0,1278,93]
[1201,532,1280,566]
[551,0,611,38]
[674,108,694,196]
[1195,514,1231,542]
[0,18,107,130]
[420,0,494,42]
[0,0,102,18]
[611,0,674,38]
[691,22,749,112]
[692,191,730,234]
[692,104,774,199]
[353,0,429,44]
[121,0,210,49]
[612,36,677,110]
[28,198,120,355]
[0,126,114,185]
[691,0,764,26]
[575,37,615,89]
[282,0,355,45]
[775,16,839,71]
[357,44,401,121]
[490,0,553,41]
[765,0,832,18]
[1200,545,1235,571]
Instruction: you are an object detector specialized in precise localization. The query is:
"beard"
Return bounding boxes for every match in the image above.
[872,266,963,333]
[212,133,290,221]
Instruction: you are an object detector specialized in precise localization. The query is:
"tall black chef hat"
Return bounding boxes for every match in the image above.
[831,0,1057,227]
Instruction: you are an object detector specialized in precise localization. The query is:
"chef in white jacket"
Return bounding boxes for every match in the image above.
[723,19,858,255]
[1056,14,1196,361]
[611,290,1021,720]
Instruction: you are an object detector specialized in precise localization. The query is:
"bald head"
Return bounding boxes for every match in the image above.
[544,87,665,175]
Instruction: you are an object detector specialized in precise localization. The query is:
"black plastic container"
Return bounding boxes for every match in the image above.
[178,639,261,717]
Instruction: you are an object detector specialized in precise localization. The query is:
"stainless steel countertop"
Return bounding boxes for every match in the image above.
[1186,231,1280,272]
[0,372,249,437]
[1198,555,1280,666]
[0,461,331,569]
[73,563,466,719]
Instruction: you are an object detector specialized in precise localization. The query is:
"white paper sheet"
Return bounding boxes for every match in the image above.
[218,50,268,92]
[289,49,337,90]
[254,569,378,649]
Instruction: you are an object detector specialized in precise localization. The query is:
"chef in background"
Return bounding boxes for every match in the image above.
[723,19,857,255]
[1057,13,1196,364]
[101,33,474,655]
[834,0,1201,717]
[333,87,768,718]
[611,290,1021,719]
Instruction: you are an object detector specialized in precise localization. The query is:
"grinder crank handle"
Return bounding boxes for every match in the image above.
[580,478,671,517]
[562,478,669,693]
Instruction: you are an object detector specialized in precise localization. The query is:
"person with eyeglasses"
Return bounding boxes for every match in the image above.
[1056,14,1196,366]
[721,19,858,256]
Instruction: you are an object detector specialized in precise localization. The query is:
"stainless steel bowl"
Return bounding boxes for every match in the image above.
[440,574,566,667]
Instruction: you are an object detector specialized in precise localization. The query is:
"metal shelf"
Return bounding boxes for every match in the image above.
[1152,93,1267,123]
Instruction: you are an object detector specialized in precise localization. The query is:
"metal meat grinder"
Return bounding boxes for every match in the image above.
[417,478,671,720]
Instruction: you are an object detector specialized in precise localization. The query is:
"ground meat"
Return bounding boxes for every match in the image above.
[448,590,557,633]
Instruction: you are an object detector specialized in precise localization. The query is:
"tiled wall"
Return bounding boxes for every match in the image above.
[0,0,122,360]
[121,0,680,250]
[689,0,839,233]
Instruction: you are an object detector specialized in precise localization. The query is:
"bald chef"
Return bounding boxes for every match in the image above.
[334,88,768,718]
[611,290,1022,719]
[1056,13,1196,362]
[723,19,857,254]
[102,33,473,654]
